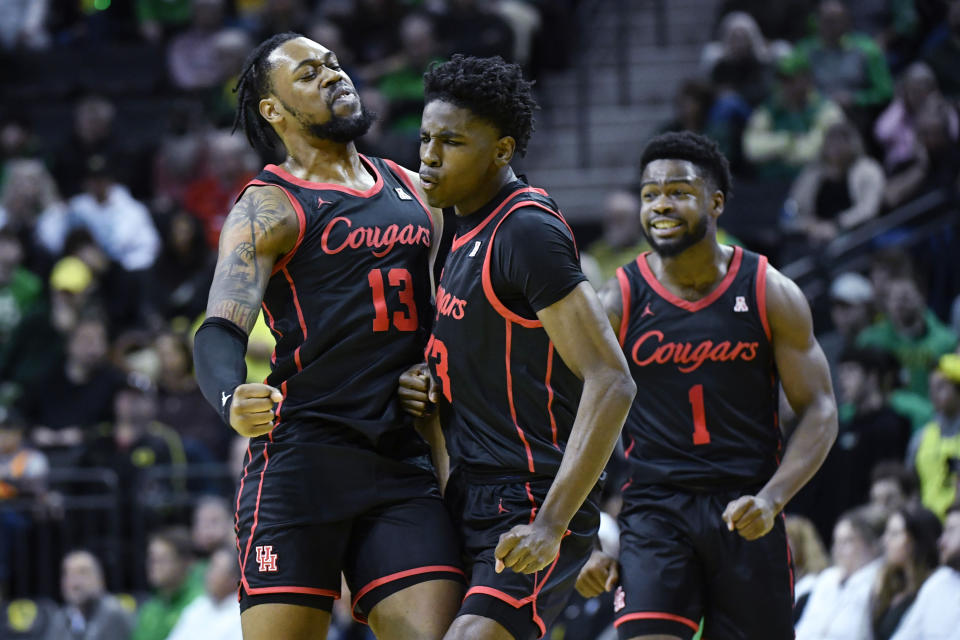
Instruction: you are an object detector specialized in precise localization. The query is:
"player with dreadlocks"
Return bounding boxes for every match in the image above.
[397,55,636,640]
[193,33,464,640]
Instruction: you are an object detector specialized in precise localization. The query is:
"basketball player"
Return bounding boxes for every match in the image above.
[399,55,637,640]
[575,131,838,639]
[192,33,463,640]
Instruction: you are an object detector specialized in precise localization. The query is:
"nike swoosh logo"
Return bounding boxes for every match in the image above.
[221,392,232,407]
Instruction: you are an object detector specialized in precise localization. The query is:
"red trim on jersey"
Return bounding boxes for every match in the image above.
[239,439,271,583]
[263,183,307,276]
[350,565,465,622]
[480,200,570,328]
[624,436,635,459]
[783,512,795,597]
[263,155,384,197]
[281,267,308,341]
[463,587,547,638]
[505,321,536,473]
[636,245,743,312]
[234,442,253,574]
[243,584,341,598]
[274,380,287,427]
[614,611,700,632]
[615,266,631,347]
[756,254,771,341]
[524,481,538,524]
[450,187,540,253]
[381,158,435,236]
[545,343,560,450]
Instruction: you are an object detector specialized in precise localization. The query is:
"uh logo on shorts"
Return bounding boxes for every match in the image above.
[256,545,278,572]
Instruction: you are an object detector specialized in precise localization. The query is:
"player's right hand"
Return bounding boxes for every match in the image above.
[398,363,440,417]
[229,383,283,437]
[575,549,619,598]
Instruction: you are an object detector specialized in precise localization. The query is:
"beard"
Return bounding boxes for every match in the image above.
[641,212,709,257]
[284,98,377,144]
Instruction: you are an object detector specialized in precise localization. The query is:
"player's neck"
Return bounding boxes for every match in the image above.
[280,139,373,189]
[651,240,729,292]
[453,166,517,217]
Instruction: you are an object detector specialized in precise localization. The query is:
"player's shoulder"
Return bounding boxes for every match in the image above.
[499,201,569,237]
[227,183,300,238]
[761,260,813,339]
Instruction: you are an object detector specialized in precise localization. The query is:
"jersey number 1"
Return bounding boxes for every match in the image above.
[368,268,418,332]
[688,384,711,445]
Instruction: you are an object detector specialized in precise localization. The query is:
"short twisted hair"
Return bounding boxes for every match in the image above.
[232,32,302,156]
[639,131,733,199]
[423,55,537,157]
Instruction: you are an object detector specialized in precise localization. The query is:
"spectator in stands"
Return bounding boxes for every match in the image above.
[0,159,67,268]
[874,63,957,173]
[701,11,780,108]
[870,506,942,640]
[785,514,830,622]
[784,120,885,249]
[713,0,814,43]
[22,312,124,454]
[49,155,160,273]
[909,355,960,518]
[433,0,515,61]
[131,527,202,640]
[182,131,257,250]
[883,97,960,209]
[858,276,958,399]
[869,461,915,518]
[742,52,845,180]
[818,271,875,390]
[165,545,240,640]
[146,211,215,325]
[889,504,960,639]
[795,508,883,640]
[165,0,226,91]
[368,13,444,137]
[798,346,910,540]
[921,0,960,100]
[0,0,50,50]
[795,0,893,126]
[0,230,42,354]
[868,248,915,307]
[57,549,134,640]
[153,331,225,459]
[188,497,234,590]
[52,95,130,200]
[580,190,645,287]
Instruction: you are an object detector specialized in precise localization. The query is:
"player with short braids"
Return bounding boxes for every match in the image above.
[423,54,537,157]
[232,31,301,156]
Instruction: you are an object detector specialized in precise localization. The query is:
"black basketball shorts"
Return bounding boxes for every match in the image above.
[235,429,465,622]
[447,471,600,640]
[614,484,794,640]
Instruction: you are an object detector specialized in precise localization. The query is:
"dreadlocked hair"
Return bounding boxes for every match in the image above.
[232,32,302,156]
[423,55,538,157]
[639,131,733,199]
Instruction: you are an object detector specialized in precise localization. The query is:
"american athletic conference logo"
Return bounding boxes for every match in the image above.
[256,545,278,572]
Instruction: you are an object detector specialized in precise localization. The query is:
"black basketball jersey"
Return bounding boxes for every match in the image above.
[427,184,584,478]
[617,246,781,491]
[239,156,434,442]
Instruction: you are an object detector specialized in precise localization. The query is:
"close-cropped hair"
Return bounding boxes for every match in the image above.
[423,54,538,157]
[639,131,733,199]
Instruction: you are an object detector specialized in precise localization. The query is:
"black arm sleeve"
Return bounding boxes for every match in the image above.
[193,317,248,425]
[492,207,587,316]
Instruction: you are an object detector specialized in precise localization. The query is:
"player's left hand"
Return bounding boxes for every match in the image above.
[722,495,777,541]
[494,523,564,575]
[398,363,440,417]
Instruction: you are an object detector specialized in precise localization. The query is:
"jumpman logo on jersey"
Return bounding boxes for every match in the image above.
[221,391,231,407]
[733,296,749,312]
[641,303,655,318]
[497,498,509,514]
[317,196,329,208]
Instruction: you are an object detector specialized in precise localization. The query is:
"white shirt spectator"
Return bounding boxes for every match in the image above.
[165,594,241,640]
[45,184,160,271]
[795,558,881,640]
[889,566,960,640]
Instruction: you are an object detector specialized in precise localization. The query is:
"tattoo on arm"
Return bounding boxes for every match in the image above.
[206,187,296,332]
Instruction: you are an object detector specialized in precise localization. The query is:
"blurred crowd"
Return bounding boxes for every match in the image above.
[0,0,959,638]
